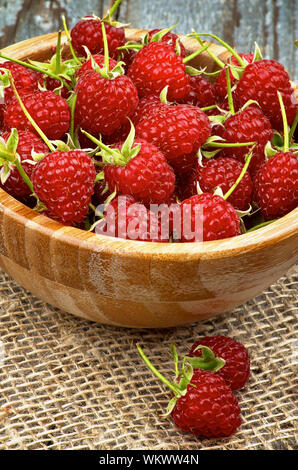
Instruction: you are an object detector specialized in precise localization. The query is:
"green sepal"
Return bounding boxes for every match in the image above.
[0,69,10,90]
[159,85,169,104]
[252,41,263,62]
[161,396,178,419]
[94,170,105,183]
[0,164,12,185]
[236,205,252,218]
[185,345,225,372]
[185,65,202,76]
[149,23,178,43]
[264,141,279,158]
[6,128,19,155]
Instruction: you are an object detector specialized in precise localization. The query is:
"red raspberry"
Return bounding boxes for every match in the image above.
[180,193,240,242]
[127,42,190,101]
[147,29,186,57]
[171,368,241,438]
[0,61,40,104]
[136,104,211,162]
[178,75,216,110]
[96,195,169,242]
[32,150,96,225]
[116,48,137,73]
[4,90,70,140]
[70,18,125,58]
[214,53,254,100]
[221,106,273,177]
[234,59,297,129]
[75,70,138,136]
[197,157,253,210]
[189,336,250,390]
[253,152,298,220]
[0,130,48,199]
[104,139,175,205]
[75,54,118,79]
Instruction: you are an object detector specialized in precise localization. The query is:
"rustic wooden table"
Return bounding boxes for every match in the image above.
[0,0,297,79]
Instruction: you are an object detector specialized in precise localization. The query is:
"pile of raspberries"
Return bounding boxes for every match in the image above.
[0,5,297,243]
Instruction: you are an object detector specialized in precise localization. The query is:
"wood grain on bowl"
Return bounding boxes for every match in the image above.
[0,30,297,328]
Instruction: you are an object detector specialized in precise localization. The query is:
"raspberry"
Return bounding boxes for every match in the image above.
[127,42,190,101]
[96,195,169,242]
[180,193,240,242]
[221,106,273,177]
[32,150,96,225]
[147,28,186,57]
[135,104,211,162]
[0,130,48,199]
[75,70,138,136]
[253,152,298,220]
[234,59,298,129]
[197,157,253,210]
[75,54,118,79]
[189,336,250,390]
[103,139,175,205]
[0,61,40,104]
[171,368,241,437]
[70,18,125,58]
[4,90,70,140]
[214,53,254,100]
[179,75,216,110]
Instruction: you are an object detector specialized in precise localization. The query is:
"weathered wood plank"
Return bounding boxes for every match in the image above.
[0,0,297,79]
[121,0,298,79]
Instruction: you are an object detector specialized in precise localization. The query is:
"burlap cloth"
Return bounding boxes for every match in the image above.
[0,265,297,451]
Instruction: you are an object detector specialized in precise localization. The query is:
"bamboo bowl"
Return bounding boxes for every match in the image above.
[0,30,297,328]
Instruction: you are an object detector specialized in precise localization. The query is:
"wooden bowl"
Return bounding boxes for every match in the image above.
[0,30,297,328]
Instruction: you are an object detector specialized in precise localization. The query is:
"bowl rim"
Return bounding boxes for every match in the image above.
[0,31,297,261]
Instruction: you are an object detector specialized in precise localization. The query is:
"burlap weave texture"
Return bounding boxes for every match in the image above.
[0,266,297,450]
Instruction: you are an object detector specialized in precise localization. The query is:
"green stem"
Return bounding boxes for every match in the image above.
[108,0,124,17]
[0,53,72,91]
[9,73,55,152]
[61,15,81,65]
[55,30,62,75]
[80,129,107,149]
[191,33,225,68]
[182,42,210,64]
[277,91,289,153]
[226,67,235,114]
[200,104,217,112]
[224,150,253,200]
[101,22,110,71]
[246,219,278,232]
[137,344,181,398]
[15,160,34,193]
[195,32,246,67]
[207,141,256,148]
[289,108,298,142]
[69,93,77,143]
[89,203,97,212]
